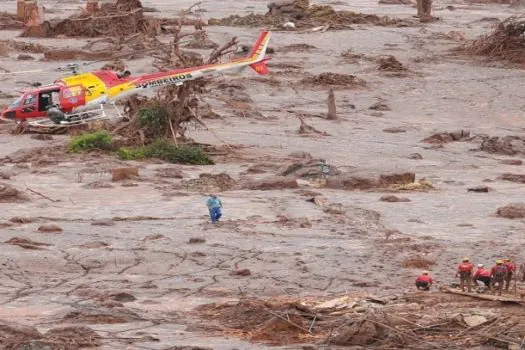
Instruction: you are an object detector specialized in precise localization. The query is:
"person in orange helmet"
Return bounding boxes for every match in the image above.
[490,260,507,296]
[456,257,474,292]
[503,258,516,291]
[415,271,433,291]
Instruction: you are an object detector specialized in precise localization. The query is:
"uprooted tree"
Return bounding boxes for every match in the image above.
[111,2,239,146]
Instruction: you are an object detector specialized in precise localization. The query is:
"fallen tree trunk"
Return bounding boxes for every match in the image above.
[441,287,523,304]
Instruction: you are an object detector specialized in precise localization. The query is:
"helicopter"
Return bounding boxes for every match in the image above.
[0,30,272,126]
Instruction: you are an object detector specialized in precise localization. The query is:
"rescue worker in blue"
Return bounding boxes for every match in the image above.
[206,194,223,224]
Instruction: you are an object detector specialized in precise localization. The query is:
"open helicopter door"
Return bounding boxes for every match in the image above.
[59,84,86,112]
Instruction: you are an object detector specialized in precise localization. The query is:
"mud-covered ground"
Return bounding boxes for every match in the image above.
[1,0,525,348]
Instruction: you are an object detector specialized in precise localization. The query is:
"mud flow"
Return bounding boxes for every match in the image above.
[0,0,525,348]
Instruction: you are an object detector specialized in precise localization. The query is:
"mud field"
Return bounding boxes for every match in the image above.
[1,0,525,349]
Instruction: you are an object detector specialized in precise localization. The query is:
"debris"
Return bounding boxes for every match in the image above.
[377,55,407,72]
[208,3,412,29]
[391,178,433,191]
[383,127,406,133]
[467,186,491,192]
[402,256,435,269]
[108,292,136,302]
[5,237,52,250]
[112,167,139,181]
[496,203,525,219]
[91,219,116,226]
[37,224,63,233]
[423,130,470,144]
[16,53,34,60]
[379,0,412,4]
[142,234,168,241]
[409,153,423,160]
[380,195,411,202]
[459,16,525,65]
[370,102,391,111]
[0,182,28,202]
[327,88,337,120]
[180,173,237,192]
[312,296,355,312]
[480,135,525,155]
[441,287,523,303]
[278,158,340,178]
[242,176,299,190]
[298,117,330,136]
[497,173,525,184]
[189,237,206,244]
[300,72,366,89]
[155,167,184,179]
[230,269,251,276]
[500,159,523,165]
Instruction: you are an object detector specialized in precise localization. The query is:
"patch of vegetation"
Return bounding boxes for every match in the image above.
[137,105,168,139]
[69,130,112,153]
[117,140,214,165]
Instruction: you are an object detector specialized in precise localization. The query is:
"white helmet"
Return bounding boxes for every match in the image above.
[477,264,484,268]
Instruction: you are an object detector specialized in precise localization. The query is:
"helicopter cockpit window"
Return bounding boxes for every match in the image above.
[23,94,35,105]
[8,97,22,108]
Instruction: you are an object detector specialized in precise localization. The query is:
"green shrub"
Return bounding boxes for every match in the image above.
[137,105,168,138]
[69,130,112,153]
[116,139,214,165]
[117,147,145,160]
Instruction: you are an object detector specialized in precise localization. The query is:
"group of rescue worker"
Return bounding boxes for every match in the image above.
[415,257,519,296]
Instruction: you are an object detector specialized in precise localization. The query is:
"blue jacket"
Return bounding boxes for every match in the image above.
[207,197,222,209]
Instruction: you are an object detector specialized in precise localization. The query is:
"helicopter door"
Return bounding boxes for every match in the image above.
[59,84,86,112]
[19,93,41,119]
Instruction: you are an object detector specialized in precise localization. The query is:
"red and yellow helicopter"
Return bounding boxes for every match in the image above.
[0,30,271,126]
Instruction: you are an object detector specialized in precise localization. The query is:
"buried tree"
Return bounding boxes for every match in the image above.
[112,2,239,149]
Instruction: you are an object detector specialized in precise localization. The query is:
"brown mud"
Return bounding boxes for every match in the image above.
[1,0,525,348]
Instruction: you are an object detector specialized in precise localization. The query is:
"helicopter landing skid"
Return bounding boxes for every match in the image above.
[26,103,122,132]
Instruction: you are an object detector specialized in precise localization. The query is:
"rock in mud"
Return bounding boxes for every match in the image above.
[37,224,63,233]
[112,167,139,181]
[480,136,525,155]
[230,269,251,276]
[380,195,411,202]
[409,153,423,160]
[497,173,525,183]
[496,203,525,219]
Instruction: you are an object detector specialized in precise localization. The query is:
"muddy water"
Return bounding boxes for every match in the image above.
[1,0,525,348]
